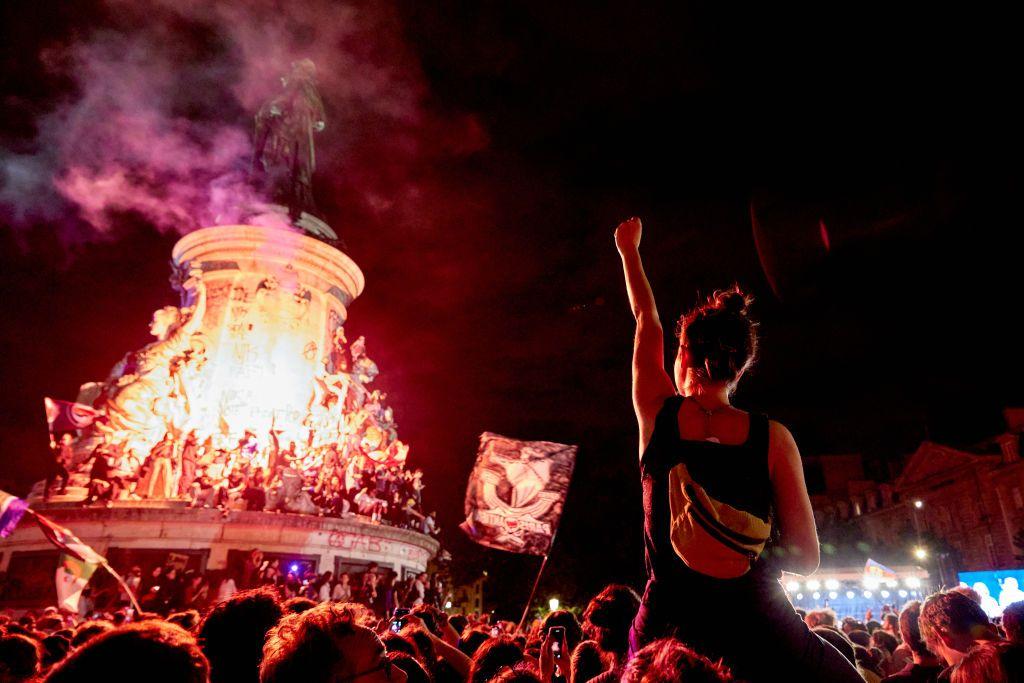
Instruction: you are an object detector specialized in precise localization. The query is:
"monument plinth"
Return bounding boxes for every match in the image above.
[168,225,364,447]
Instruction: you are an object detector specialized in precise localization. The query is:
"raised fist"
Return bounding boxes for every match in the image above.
[614,216,642,250]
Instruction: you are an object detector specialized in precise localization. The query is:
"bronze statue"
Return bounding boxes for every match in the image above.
[252,59,337,241]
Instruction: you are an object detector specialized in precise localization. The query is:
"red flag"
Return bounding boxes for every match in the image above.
[32,512,105,564]
[43,397,98,433]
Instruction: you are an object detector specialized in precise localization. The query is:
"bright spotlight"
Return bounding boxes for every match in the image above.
[906,577,922,589]
[846,591,856,599]
[825,579,840,590]
[797,593,804,600]
[829,591,838,599]
[863,577,880,589]
[898,590,908,598]
[881,590,890,598]
[787,581,801,592]
[863,591,873,598]
[813,591,821,600]
[913,547,928,561]
[806,579,821,591]
[445,601,452,609]
[549,598,559,611]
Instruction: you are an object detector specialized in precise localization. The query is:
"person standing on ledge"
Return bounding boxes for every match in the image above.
[614,217,861,681]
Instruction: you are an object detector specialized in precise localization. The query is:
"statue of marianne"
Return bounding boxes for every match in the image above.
[252,59,326,224]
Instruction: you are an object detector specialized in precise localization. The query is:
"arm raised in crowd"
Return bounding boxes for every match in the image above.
[615,217,676,455]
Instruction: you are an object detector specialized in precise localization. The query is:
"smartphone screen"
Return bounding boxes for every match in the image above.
[550,626,565,653]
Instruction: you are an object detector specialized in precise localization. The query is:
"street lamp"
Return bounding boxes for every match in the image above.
[549,598,559,611]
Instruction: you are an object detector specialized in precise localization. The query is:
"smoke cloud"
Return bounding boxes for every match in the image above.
[0,0,487,241]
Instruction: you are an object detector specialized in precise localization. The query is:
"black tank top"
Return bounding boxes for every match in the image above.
[640,395,773,587]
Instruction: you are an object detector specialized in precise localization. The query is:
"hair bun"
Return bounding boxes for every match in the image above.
[717,289,749,316]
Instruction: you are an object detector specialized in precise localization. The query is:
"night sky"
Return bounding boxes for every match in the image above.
[2,1,1022,618]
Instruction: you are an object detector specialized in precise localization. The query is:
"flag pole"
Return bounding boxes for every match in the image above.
[100,560,143,615]
[517,551,551,634]
[25,509,143,615]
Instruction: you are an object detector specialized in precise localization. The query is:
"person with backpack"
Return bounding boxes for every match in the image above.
[614,217,861,681]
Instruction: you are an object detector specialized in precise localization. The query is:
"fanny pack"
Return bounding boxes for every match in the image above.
[668,463,771,578]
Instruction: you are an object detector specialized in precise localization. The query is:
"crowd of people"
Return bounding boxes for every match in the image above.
[6,579,1024,682]
[80,553,451,620]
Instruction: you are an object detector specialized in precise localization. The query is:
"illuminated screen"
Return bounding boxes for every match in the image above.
[958,569,1024,617]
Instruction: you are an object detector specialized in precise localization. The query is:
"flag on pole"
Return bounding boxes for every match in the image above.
[32,512,106,564]
[44,397,99,433]
[864,558,899,582]
[0,489,29,538]
[55,553,99,613]
[461,432,577,556]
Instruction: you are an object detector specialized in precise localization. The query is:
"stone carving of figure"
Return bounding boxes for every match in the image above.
[99,270,207,456]
[252,59,330,230]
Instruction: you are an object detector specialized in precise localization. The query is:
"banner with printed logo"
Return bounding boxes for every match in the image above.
[460,432,577,556]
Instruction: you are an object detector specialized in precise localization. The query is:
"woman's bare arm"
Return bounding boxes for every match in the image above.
[768,420,820,575]
[615,217,676,454]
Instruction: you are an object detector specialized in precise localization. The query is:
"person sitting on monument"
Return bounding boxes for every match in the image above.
[83,444,118,506]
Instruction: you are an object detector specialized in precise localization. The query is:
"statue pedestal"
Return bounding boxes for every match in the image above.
[169,224,365,444]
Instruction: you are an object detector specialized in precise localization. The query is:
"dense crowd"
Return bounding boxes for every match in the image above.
[4,577,1024,682]
[76,553,450,619]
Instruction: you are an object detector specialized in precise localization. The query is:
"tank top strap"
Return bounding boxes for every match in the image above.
[748,412,770,458]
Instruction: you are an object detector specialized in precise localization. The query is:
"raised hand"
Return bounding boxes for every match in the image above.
[614,216,643,251]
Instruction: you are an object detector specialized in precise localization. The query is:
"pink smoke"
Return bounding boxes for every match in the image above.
[1,0,488,242]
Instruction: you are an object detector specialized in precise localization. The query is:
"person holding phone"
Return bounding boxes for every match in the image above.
[615,217,862,682]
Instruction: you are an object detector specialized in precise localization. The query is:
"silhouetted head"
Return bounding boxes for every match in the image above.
[674,287,757,395]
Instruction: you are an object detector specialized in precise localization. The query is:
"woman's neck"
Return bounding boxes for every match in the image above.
[682,377,731,407]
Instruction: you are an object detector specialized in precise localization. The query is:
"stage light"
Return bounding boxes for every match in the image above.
[825,579,840,590]
[813,591,821,600]
[445,601,452,610]
[846,591,855,599]
[863,577,880,589]
[898,590,908,598]
[806,579,821,591]
[290,564,299,573]
[914,500,924,509]
[829,591,838,599]
[863,591,873,598]
[906,577,922,589]
[914,547,928,561]
[787,581,801,592]
[796,593,804,600]
[881,590,890,598]
[549,598,559,611]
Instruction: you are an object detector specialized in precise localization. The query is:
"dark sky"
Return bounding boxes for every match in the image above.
[2,1,1022,617]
